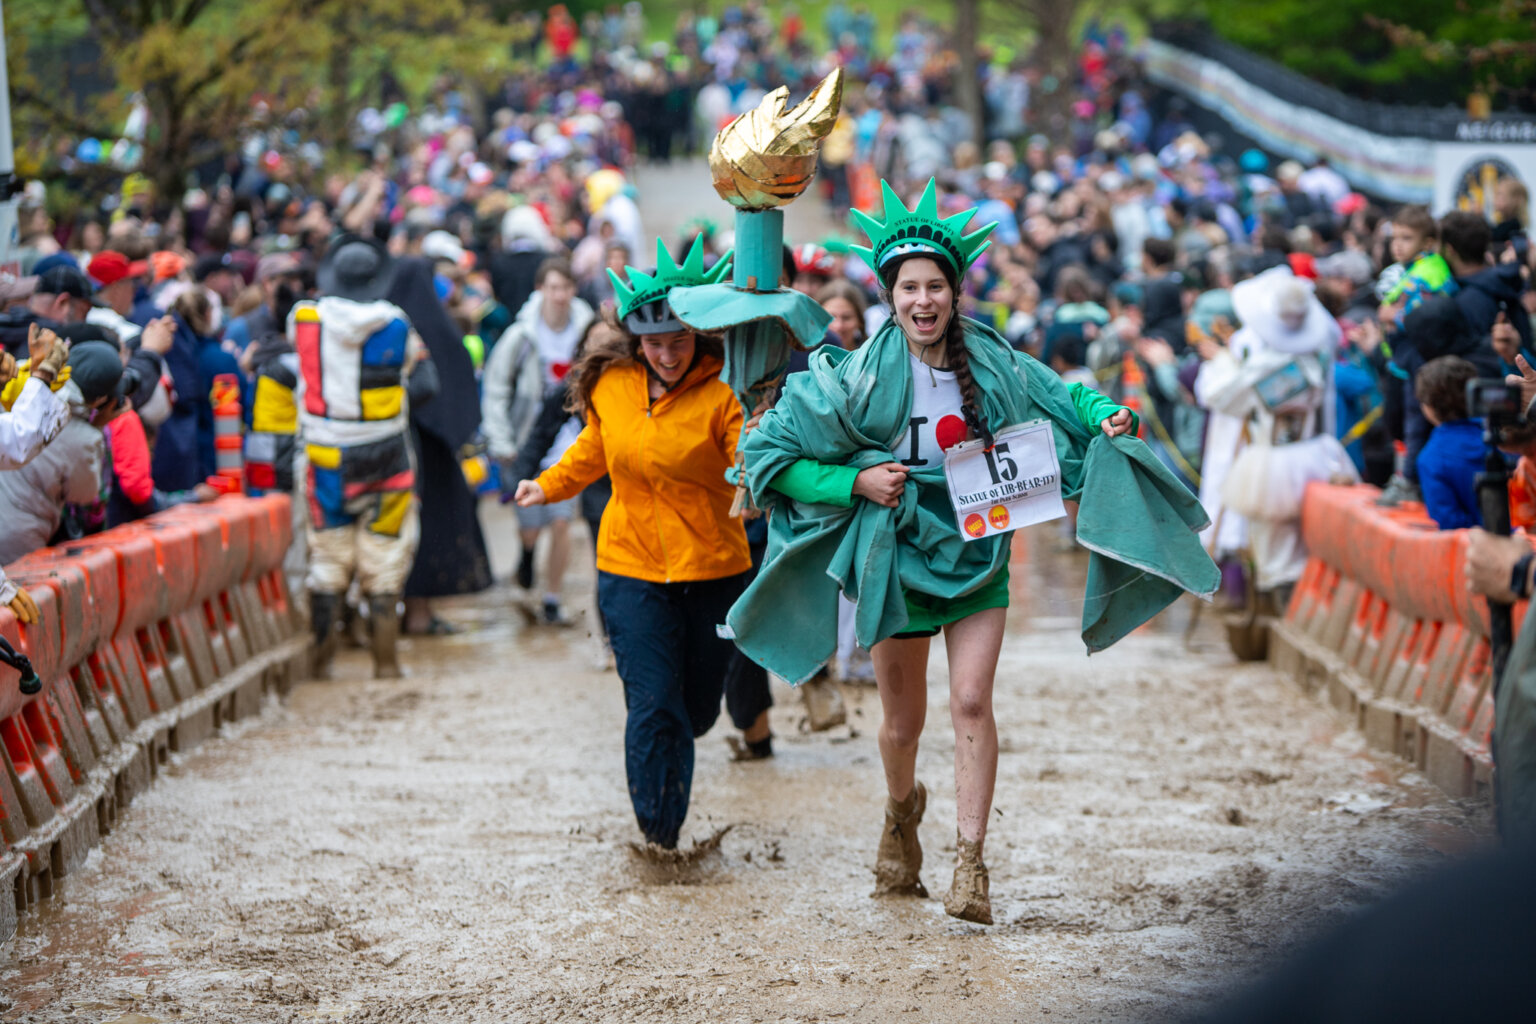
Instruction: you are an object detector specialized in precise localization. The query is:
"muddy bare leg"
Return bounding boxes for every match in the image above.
[944,607,1004,846]
[871,635,930,802]
[940,607,1004,924]
[870,635,931,895]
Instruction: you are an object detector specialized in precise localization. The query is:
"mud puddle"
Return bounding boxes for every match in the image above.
[0,509,1489,1023]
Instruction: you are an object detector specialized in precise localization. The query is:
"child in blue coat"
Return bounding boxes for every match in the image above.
[1414,355,1485,530]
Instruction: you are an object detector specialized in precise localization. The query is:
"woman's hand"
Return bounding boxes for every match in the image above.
[1100,408,1134,437]
[742,394,775,433]
[1134,337,1175,368]
[139,316,175,357]
[514,480,546,507]
[1347,316,1383,356]
[852,462,909,508]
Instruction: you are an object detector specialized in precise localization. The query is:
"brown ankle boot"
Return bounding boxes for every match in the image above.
[872,781,927,897]
[801,671,846,732]
[944,833,993,924]
[368,594,402,680]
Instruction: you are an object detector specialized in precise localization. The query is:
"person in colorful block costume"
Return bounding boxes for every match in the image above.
[292,234,439,679]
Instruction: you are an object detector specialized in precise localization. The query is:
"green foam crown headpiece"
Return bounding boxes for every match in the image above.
[609,235,733,323]
[848,178,995,280]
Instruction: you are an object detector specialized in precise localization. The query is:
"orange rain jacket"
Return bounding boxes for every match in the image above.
[535,354,751,583]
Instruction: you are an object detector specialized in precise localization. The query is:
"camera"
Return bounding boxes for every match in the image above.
[1466,379,1525,423]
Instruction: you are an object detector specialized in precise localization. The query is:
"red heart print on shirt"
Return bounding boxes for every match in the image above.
[935,414,968,451]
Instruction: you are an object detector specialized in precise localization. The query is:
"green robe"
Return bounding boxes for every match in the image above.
[725,316,1219,684]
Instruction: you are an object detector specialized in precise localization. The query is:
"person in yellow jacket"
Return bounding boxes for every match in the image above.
[514,238,750,850]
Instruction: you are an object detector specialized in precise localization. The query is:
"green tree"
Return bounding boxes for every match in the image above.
[993,0,1082,140]
[1190,0,1536,109]
[4,0,518,202]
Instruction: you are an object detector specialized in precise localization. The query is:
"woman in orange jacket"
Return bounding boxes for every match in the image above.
[514,239,751,850]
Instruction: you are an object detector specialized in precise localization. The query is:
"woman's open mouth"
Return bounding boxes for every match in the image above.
[912,312,939,332]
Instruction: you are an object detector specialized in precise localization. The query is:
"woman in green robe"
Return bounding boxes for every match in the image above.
[732,180,1140,924]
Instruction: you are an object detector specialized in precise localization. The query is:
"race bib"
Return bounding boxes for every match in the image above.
[943,420,1067,541]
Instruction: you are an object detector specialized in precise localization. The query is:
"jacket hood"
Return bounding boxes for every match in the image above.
[312,296,410,349]
[1459,262,1525,302]
[513,290,596,335]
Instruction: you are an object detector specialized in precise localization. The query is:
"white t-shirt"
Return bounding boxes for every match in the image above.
[535,313,583,387]
[894,352,970,469]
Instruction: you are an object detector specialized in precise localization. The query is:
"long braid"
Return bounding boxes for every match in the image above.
[944,307,994,450]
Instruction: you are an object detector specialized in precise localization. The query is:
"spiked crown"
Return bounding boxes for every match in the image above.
[849,179,995,280]
[609,235,733,326]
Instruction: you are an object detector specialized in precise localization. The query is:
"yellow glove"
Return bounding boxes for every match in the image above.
[9,588,40,625]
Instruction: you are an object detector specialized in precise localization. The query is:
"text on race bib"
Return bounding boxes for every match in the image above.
[942,419,1067,541]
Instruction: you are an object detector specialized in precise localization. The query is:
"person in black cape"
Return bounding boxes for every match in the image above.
[386,257,493,633]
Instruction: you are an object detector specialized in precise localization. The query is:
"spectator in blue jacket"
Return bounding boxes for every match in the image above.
[151,287,245,492]
[1415,355,1485,530]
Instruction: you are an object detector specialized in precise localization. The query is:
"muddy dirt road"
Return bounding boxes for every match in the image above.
[1,499,1489,1023]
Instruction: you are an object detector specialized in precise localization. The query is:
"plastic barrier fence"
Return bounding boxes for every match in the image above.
[1269,483,1523,801]
[0,496,309,941]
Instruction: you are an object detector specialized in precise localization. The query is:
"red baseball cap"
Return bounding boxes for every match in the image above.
[1287,252,1317,280]
[87,250,149,287]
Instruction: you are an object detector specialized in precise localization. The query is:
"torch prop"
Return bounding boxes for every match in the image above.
[668,69,844,515]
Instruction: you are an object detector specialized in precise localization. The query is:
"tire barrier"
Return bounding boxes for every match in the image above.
[1269,483,1518,801]
[0,496,309,942]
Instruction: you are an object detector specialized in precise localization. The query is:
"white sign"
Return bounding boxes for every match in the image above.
[943,420,1066,542]
[1432,142,1536,217]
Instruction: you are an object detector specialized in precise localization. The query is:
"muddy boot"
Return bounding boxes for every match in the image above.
[342,599,370,649]
[725,734,774,761]
[801,670,846,732]
[944,833,993,925]
[872,781,927,897]
[368,594,402,680]
[309,591,340,680]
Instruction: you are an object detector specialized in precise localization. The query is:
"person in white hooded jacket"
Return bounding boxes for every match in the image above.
[0,341,123,565]
[1197,267,1356,605]
[0,324,74,624]
[481,257,594,621]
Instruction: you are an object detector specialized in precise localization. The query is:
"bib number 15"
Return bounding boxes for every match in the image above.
[982,443,1017,485]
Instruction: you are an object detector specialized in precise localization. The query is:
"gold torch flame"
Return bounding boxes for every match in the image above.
[709,67,845,210]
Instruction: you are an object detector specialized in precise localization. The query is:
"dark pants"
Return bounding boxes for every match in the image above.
[722,520,772,731]
[1402,376,1431,484]
[598,569,748,848]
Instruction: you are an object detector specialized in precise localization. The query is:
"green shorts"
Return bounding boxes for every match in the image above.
[894,565,1010,638]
